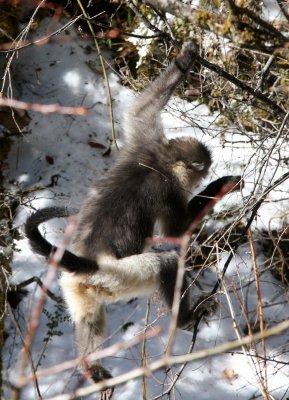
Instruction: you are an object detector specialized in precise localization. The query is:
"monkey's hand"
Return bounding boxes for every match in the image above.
[205,175,244,197]
[175,41,198,73]
[188,175,244,220]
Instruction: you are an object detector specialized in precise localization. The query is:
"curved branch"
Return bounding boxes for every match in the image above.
[196,55,285,116]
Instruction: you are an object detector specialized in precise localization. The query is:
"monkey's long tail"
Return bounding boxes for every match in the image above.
[25,207,99,273]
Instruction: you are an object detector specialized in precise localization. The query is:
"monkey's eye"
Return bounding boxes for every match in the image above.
[190,162,205,171]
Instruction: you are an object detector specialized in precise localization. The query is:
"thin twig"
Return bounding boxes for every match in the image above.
[213,170,289,294]
[0,16,83,53]
[216,243,270,400]
[9,276,62,303]
[127,0,163,37]
[253,110,289,195]
[128,2,285,116]
[13,216,78,400]
[255,54,276,92]
[165,233,189,356]
[6,302,42,399]
[276,0,289,21]
[76,0,119,149]
[1,0,47,133]
[0,97,89,116]
[189,170,289,365]
[144,0,287,43]
[43,319,289,400]
[248,228,269,398]
[15,327,161,388]
[196,55,285,116]
[141,299,151,400]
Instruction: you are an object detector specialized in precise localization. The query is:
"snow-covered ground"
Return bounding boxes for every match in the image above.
[2,19,289,400]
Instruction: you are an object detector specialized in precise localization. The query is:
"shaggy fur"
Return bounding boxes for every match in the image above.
[25,42,241,391]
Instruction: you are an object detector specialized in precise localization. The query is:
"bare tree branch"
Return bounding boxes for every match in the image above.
[43,319,289,400]
[0,97,89,116]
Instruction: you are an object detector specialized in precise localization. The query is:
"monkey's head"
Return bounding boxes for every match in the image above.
[168,137,212,190]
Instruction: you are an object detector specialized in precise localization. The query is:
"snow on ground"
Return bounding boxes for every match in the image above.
[2,19,289,400]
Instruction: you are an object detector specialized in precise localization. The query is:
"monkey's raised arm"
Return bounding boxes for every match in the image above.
[25,207,98,273]
[123,42,197,144]
[187,175,243,222]
[162,176,243,236]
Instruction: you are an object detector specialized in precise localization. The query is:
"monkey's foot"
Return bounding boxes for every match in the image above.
[89,364,112,382]
[86,364,114,399]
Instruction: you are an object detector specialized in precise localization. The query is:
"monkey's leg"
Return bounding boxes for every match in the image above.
[59,253,177,396]
[159,260,194,328]
[159,259,217,330]
[59,273,112,385]
[74,306,112,381]
[96,252,217,330]
[75,307,114,400]
[94,252,179,300]
[187,175,243,221]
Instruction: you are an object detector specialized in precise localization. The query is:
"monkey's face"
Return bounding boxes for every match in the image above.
[169,137,212,190]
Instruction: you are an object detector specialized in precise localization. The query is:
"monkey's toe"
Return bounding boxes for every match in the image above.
[100,387,114,400]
